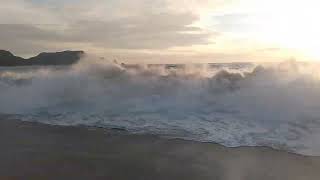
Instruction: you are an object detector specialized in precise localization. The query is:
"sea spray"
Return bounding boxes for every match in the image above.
[1,56,320,156]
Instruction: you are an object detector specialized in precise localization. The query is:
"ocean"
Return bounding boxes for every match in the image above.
[1,58,320,156]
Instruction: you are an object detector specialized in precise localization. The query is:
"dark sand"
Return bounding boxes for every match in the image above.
[1,119,320,180]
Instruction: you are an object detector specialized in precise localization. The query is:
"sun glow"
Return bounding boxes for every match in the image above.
[246,0,320,60]
[200,0,320,61]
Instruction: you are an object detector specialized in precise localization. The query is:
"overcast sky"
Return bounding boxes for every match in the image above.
[1,0,319,63]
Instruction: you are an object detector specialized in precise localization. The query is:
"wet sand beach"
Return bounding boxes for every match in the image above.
[1,119,320,180]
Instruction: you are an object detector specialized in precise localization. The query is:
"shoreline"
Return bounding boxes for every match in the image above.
[16,119,314,157]
[1,119,320,179]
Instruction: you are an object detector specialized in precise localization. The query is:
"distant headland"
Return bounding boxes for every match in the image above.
[0,50,84,66]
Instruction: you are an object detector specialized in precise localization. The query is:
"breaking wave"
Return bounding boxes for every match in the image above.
[1,56,320,156]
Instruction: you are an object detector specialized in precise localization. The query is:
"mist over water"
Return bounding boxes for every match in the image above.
[1,57,320,156]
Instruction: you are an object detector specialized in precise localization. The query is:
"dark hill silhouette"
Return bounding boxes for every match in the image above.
[0,50,84,66]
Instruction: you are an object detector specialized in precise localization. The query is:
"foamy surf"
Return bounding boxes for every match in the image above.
[1,56,320,156]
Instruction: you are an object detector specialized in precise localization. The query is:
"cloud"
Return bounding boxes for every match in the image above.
[0,0,216,58]
[2,0,290,62]
[0,24,62,55]
[62,13,210,49]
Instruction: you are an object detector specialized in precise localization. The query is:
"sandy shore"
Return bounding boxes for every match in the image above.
[1,119,320,180]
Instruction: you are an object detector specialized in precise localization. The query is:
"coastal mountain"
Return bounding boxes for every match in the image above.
[0,50,84,66]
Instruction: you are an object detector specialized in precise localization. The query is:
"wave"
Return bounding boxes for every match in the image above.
[1,56,320,156]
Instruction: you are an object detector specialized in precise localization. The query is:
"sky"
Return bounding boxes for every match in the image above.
[1,0,320,63]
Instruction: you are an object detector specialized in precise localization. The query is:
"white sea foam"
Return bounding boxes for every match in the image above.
[1,56,320,156]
